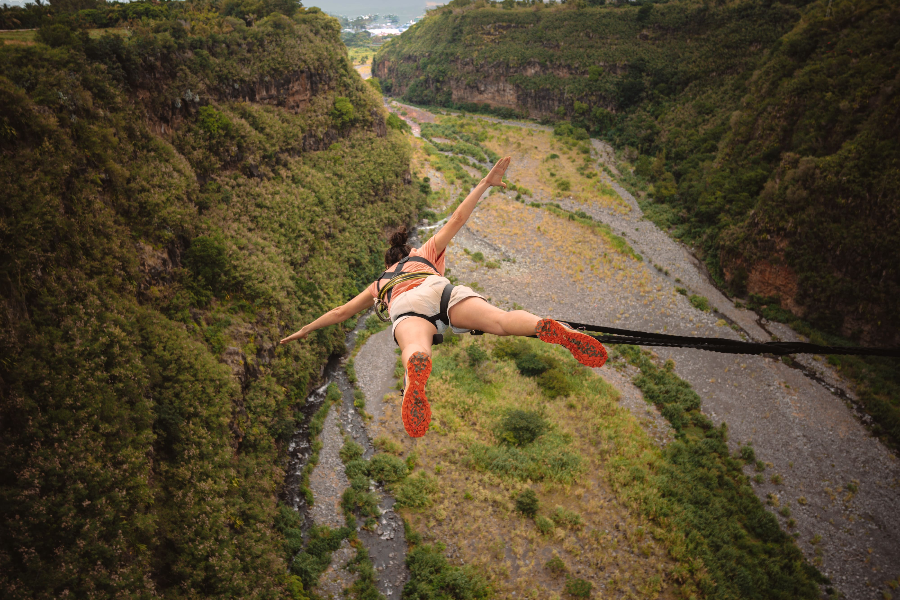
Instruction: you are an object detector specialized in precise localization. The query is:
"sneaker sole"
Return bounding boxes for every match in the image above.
[402,352,432,438]
[536,319,608,368]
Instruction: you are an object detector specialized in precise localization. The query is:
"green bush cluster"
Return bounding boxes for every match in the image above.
[403,543,492,600]
[467,438,582,484]
[368,453,410,483]
[550,506,584,529]
[466,343,489,367]
[394,471,439,509]
[0,6,425,599]
[514,488,540,519]
[496,409,548,446]
[612,345,825,598]
[564,576,593,598]
[513,350,573,398]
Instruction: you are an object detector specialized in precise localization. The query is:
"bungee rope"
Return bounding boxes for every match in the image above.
[373,258,898,357]
[525,321,900,357]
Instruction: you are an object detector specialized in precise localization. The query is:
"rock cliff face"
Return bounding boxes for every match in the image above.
[374,57,614,118]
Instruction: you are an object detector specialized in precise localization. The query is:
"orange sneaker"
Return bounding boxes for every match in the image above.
[402,351,432,438]
[536,318,608,368]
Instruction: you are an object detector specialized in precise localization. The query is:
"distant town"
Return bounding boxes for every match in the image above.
[331,12,422,39]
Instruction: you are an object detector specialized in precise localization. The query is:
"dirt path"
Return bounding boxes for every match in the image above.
[380,104,900,598]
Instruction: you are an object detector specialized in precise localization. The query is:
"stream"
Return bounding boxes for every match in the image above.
[282,300,409,595]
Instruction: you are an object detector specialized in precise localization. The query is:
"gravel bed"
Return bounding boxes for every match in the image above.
[308,405,351,530]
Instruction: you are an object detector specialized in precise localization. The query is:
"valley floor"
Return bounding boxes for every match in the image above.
[302,103,900,599]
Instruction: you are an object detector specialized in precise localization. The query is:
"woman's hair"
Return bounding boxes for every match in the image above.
[384,226,412,267]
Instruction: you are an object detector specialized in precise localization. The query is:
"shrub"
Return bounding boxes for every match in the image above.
[546,554,566,575]
[557,179,571,192]
[340,439,364,463]
[387,112,409,131]
[404,544,491,599]
[496,409,548,446]
[344,459,369,480]
[290,525,350,590]
[368,453,408,483]
[198,106,234,138]
[537,368,572,398]
[740,444,756,463]
[467,343,489,367]
[515,352,550,376]
[353,388,366,409]
[550,506,583,529]
[493,337,530,360]
[326,383,342,403]
[185,234,231,301]
[536,515,555,535]
[331,96,355,128]
[514,489,539,519]
[394,471,437,508]
[342,486,380,517]
[564,576,592,598]
[470,251,484,263]
[689,294,711,312]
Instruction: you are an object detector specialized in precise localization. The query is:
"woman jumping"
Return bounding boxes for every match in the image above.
[280,157,607,438]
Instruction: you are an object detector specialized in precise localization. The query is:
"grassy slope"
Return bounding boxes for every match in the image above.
[375,0,900,346]
[383,333,822,599]
[0,8,422,600]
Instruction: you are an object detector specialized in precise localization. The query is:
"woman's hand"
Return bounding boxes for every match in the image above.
[279,327,308,345]
[483,156,511,188]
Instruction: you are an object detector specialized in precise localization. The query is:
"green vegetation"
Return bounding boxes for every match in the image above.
[514,488,540,519]
[376,0,900,348]
[0,4,424,598]
[496,409,549,446]
[564,576,593,599]
[406,333,821,597]
[403,542,492,600]
[609,345,825,599]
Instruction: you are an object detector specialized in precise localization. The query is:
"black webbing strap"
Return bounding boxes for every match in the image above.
[439,283,453,325]
[393,283,456,346]
[558,320,900,357]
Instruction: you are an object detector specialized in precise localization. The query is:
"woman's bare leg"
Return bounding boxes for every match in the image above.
[449,298,608,367]
[448,297,540,336]
[393,317,437,438]
[394,317,438,368]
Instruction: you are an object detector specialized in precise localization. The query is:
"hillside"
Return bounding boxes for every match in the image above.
[0,6,424,599]
[373,0,900,345]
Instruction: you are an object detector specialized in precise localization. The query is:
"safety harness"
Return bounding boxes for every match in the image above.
[374,255,460,345]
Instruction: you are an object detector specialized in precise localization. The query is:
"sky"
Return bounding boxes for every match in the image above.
[308,1,437,22]
[1,1,439,24]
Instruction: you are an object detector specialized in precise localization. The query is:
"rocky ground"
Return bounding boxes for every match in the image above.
[303,331,410,598]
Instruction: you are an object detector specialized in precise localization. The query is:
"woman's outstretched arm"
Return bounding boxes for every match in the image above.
[431,156,510,256]
[279,289,375,344]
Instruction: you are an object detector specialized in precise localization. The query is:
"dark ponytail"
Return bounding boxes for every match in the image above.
[384,226,412,266]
